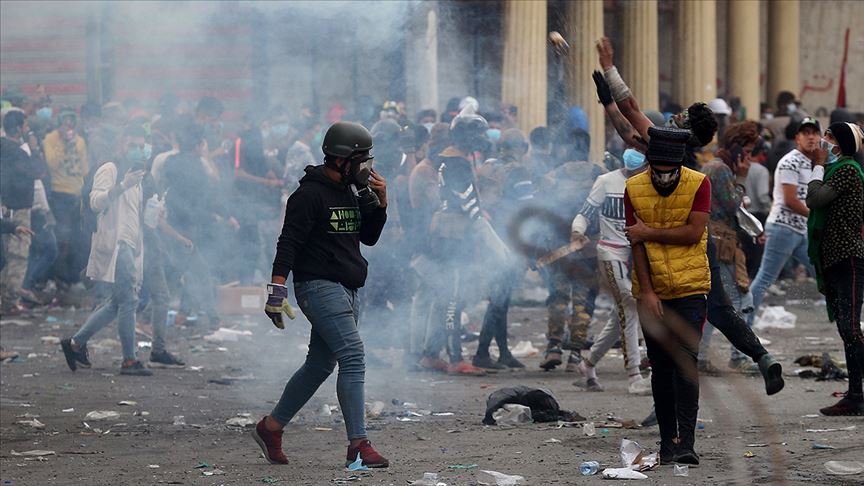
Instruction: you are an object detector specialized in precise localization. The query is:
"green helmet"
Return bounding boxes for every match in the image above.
[321,121,373,159]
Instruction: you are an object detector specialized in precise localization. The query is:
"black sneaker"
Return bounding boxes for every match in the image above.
[497,354,525,369]
[672,445,700,465]
[472,354,506,371]
[60,338,91,371]
[120,360,153,376]
[149,349,186,368]
[819,394,864,416]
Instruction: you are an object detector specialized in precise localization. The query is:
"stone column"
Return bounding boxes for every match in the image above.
[501,0,548,134]
[673,0,717,107]
[727,0,760,118]
[621,0,659,111]
[405,2,439,115]
[767,0,800,108]
[565,0,604,163]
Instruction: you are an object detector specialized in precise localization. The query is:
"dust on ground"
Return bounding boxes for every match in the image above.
[1,281,862,485]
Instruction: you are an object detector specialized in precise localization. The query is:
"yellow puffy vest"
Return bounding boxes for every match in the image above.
[626,167,710,300]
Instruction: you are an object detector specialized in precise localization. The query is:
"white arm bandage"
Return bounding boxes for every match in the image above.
[603,66,632,103]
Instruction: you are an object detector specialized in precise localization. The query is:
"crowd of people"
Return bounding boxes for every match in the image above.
[2,35,863,468]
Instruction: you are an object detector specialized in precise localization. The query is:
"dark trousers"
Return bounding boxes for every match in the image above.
[477,275,513,359]
[706,238,767,361]
[639,294,706,451]
[824,257,864,397]
[49,192,87,283]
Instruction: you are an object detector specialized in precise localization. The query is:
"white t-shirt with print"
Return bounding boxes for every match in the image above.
[767,148,812,234]
[571,169,630,261]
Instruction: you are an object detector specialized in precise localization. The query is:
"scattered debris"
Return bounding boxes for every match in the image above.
[10,450,55,457]
[346,452,368,471]
[812,443,836,450]
[138,341,152,350]
[583,422,596,437]
[409,473,446,486]
[601,468,648,480]
[746,443,769,447]
[509,341,539,358]
[447,463,478,469]
[754,306,796,329]
[673,464,689,477]
[619,439,643,467]
[492,404,533,425]
[824,460,864,475]
[39,336,61,345]
[482,386,583,425]
[806,426,856,433]
[744,451,755,458]
[314,427,333,432]
[480,470,525,485]
[62,408,74,413]
[16,418,46,429]
[84,410,120,421]
[261,477,282,484]
[225,416,256,427]
[204,327,253,342]
[365,401,386,418]
[202,469,226,476]
[118,400,137,406]
[195,462,211,468]
[579,461,600,476]
[148,464,160,469]
[172,415,186,426]
[543,438,562,444]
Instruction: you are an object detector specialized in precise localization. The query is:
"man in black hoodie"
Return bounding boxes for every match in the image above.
[253,122,389,469]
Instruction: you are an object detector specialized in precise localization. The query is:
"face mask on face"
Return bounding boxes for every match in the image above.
[623,149,646,171]
[36,107,52,121]
[650,166,681,197]
[486,128,501,142]
[422,122,434,133]
[126,145,147,169]
[820,138,840,165]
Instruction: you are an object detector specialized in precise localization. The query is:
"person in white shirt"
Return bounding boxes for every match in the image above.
[61,125,152,376]
[571,149,651,395]
[749,117,820,318]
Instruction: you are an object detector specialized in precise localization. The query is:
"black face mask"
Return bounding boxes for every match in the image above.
[650,166,681,197]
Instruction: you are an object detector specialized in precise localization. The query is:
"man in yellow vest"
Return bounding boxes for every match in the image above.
[623,126,711,465]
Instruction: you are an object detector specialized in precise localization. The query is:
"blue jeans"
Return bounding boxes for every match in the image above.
[750,223,814,318]
[23,211,58,291]
[73,242,138,361]
[271,279,367,440]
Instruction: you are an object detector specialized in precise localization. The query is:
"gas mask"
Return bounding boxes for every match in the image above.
[650,166,681,197]
[346,154,379,212]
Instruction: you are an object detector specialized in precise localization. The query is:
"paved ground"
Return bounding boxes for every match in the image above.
[1,280,862,485]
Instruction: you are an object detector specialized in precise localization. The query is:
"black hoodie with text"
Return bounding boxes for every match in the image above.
[272,165,387,289]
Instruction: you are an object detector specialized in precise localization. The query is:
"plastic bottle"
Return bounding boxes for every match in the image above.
[579,461,600,476]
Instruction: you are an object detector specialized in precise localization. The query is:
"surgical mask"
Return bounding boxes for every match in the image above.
[821,138,840,165]
[126,145,148,168]
[36,107,52,121]
[422,122,434,133]
[486,128,501,142]
[623,149,646,171]
[650,166,681,197]
[787,103,797,115]
[271,123,290,137]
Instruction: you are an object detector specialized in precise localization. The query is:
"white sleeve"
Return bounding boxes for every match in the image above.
[809,165,824,182]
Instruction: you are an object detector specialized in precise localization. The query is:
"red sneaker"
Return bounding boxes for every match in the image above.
[447,361,487,376]
[252,417,288,464]
[419,356,449,372]
[346,439,389,468]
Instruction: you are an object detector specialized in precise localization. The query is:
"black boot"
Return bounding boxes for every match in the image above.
[757,353,784,396]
